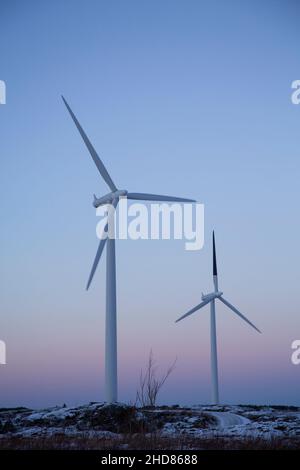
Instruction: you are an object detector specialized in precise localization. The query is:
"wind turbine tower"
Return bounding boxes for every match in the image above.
[176,231,261,405]
[62,96,195,403]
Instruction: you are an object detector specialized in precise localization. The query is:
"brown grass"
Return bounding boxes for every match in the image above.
[0,433,299,450]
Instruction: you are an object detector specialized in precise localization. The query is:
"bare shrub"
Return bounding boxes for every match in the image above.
[135,350,177,408]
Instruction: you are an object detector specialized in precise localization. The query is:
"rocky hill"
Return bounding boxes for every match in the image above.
[0,403,299,449]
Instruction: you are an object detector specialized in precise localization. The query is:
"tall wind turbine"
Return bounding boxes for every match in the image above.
[62,96,195,403]
[176,231,261,405]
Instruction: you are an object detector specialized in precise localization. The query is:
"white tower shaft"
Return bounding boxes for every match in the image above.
[210,299,219,405]
[105,235,117,403]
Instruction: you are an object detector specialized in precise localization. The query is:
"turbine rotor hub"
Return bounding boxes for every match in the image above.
[114,189,128,198]
[93,189,128,208]
[201,291,223,301]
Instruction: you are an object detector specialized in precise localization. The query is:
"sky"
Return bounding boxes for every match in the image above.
[0,0,300,408]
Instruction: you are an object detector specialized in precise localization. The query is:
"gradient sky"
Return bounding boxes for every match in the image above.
[1,0,300,408]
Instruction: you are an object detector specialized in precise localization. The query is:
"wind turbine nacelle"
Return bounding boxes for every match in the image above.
[201,291,223,302]
[93,190,128,207]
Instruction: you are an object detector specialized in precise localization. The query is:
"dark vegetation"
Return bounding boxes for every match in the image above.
[0,434,299,450]
[0,403,299,450]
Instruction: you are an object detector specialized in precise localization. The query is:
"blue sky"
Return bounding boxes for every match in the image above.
[0,0,300,407]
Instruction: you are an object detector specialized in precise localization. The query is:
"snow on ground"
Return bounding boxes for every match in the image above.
[0,403,299,441]
[209,412,250,428]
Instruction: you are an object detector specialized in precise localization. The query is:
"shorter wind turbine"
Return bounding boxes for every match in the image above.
[176,231,261,405]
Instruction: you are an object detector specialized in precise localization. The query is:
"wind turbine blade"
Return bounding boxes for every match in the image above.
[219,296,261,333]
[176,298,211,323]
[212,231,218,291]
[86,236,107,290]
[213,231,217,276]
[127,192,195,203]
[61,96,117,192]
[86,198,118,290]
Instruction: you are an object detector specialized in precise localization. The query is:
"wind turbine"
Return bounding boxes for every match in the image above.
[176,231,261,405]
[62,96,195,403]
